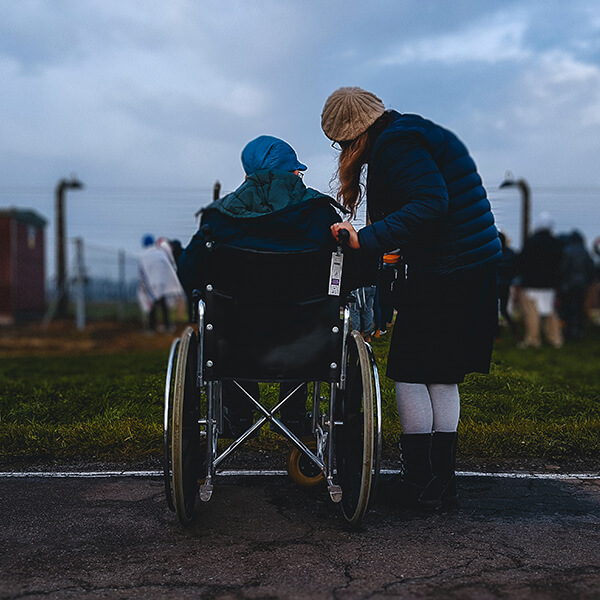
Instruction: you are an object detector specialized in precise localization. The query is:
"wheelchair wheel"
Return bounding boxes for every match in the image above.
[286,440,325,487]
[163,337,180,512]
[335,331,377,525]
[172,326,205,525]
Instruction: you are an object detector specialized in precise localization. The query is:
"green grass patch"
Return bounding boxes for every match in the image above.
[1,326,600,466]
[0,350,167,462]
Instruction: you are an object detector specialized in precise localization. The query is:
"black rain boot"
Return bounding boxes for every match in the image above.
[420,431,458,510]
[394,433,434,508]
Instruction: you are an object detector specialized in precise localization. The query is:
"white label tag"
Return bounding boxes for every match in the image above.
[328,251,343,296]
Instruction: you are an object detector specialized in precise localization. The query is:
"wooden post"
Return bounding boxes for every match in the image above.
[54,176,83,318]
[73,237,86,330]
[517,179,531,248]
[55,180,68,318]
[117,249,126,321]
[499,173,531,248]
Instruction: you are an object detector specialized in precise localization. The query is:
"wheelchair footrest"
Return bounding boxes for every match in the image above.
[328,484,343,503]
[200,483,213,502]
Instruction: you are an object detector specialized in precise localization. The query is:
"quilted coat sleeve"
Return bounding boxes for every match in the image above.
[358,133,449,255]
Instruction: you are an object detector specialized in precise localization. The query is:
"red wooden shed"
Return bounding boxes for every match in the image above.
[0,208,47,324]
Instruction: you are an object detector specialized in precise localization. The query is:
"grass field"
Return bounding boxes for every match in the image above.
[1,321,599,471]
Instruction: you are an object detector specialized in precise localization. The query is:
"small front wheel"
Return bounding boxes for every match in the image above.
[286,441,325,487]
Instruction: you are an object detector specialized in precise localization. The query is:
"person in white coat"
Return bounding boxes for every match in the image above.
[138,234,183,332]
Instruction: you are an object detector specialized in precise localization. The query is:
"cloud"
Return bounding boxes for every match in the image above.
[0,1,277,188]
[374,11,531,66]
[467,45,600,190]
[2,0,600,265]
[513,51,600,129]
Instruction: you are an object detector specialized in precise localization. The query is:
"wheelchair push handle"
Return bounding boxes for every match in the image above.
[338,228,351,246]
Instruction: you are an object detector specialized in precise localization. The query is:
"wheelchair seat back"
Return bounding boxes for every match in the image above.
[201,243,344,382]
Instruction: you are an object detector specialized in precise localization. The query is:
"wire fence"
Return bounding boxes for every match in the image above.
[7,182,600,328]
[45,239,142,325]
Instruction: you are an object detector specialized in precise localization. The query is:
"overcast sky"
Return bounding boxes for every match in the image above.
[2,0,600,276]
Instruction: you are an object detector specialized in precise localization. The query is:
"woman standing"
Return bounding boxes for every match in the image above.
[321,87,501,510]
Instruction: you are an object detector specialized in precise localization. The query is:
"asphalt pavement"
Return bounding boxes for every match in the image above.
[1,472,599,599]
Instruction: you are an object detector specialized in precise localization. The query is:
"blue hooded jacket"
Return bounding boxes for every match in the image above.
[358,111,501,276]
[177,170,344,296]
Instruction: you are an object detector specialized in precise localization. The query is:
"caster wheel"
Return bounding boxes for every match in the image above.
[286,441,325,487]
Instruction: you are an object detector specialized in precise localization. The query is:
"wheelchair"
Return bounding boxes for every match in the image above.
[163,239,382,526]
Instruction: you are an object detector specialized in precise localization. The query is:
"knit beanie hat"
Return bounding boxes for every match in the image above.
[321,87,385,142]
[241,135,307,175]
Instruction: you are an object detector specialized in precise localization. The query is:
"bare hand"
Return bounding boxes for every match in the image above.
[331,222,360,249]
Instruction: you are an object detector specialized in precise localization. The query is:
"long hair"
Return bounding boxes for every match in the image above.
[333,112,391,218]
[334,132,370,218]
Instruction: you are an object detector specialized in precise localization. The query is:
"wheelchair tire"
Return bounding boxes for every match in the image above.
[286,441,325,488]
[335,331,376,526]
[172,326,205,526]
[163,337,180,512]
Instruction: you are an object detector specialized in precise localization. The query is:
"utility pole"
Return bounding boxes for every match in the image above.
[55,176,84,318]
[499,172,530,248]
[73,237,87,331]
[117,249,126,322]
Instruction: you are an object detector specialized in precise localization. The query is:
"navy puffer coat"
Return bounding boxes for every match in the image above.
[358,111,501,276]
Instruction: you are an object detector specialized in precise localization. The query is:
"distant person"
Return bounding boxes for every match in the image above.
[156,237,178,269]
[593,237,600,260]
[515,212,563,348]
[558,230,594,340]
[169,239,184,264]
[155,237,186,322]
[164,237,191,321]
[321,86,501,511]
[591,237,600,321]
[349,285,376,342]
[496,232,517,337]
[138,234,183,333]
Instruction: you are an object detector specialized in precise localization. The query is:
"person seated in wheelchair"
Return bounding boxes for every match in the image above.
[177,135,348,438]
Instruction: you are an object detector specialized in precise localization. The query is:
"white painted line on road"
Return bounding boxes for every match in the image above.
[454,471,599,480]
[0,469,598,479]
[0,470,163,478]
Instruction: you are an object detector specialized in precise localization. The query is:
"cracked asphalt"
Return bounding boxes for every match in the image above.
[1,473,599,599]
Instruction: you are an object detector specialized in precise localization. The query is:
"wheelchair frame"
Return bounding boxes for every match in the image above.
[163,246,382,527]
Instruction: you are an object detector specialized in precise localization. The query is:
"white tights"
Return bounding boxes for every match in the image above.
[394,382,460,434]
